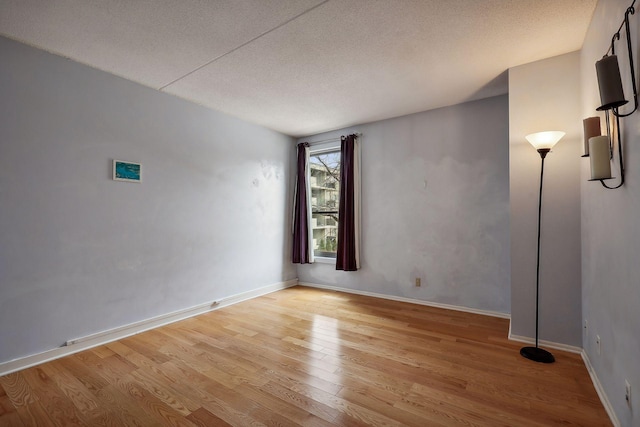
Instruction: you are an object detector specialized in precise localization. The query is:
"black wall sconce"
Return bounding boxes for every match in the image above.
[586,2,637,189]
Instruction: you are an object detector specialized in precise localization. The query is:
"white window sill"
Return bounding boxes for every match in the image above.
[314,256,336,264]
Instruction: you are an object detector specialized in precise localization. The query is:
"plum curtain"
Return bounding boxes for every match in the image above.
[336,134,360,271]
[292,142,313,264]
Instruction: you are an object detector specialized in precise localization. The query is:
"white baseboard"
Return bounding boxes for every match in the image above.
[507,332,583,354]
[64,301,223,347]
[299,281,510,319]
[581,350,620,427]
[0,279,297,376]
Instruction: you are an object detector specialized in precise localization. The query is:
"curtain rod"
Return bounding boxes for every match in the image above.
[306,133,362,145]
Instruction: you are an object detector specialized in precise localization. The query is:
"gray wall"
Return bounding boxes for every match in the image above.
[508,52,583,348]
[581,1,640,425]
[297,96,511,314]
[0,36,295,364]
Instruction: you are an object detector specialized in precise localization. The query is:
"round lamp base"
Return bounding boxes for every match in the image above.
[520,346,555,364]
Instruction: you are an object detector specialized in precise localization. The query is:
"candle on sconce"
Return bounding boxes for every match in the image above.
[589,136,612,180]
[582,117,601,156]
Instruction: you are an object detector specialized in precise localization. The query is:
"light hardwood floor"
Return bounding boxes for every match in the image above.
[0,286,612,426]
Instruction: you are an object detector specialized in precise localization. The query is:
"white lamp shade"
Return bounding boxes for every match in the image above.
[525,131,565,150]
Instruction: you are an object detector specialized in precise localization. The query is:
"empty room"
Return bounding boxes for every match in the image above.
[0,1,638,426]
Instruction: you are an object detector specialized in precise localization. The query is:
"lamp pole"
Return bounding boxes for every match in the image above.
[520,147,555,364]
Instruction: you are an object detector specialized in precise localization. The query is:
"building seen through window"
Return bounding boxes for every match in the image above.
[309,150,340,258]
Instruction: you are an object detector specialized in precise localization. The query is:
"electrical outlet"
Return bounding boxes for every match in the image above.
[415,277,421,287]
[596,335,601,355]
[625,380,631,408]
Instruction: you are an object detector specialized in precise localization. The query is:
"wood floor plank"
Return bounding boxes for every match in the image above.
[82,353,138,386]
[105,341,157,370]
[129,367,200,415]
[234,383,337,427]
[337,385,428,427]
[0,286,613,426]
[258,380,350,426]
[186,407,232,427]
[0,386,25,427]
[0,373,37,408]
[90,383,162,426]
[20,367,85,426]
[55,356,109,394]
[405,382,540,427]
[38,361,104,420]
[14,400,56,427]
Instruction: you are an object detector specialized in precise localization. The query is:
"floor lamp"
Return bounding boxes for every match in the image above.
[520,131,565,364]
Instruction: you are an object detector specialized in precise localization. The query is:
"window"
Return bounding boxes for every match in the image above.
[309,148,341,259]
[293,134,359,268]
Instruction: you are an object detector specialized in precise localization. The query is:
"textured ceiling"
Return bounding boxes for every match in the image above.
[0,0,597,137]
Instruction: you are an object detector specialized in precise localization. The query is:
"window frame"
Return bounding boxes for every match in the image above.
[308,141,342,263]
